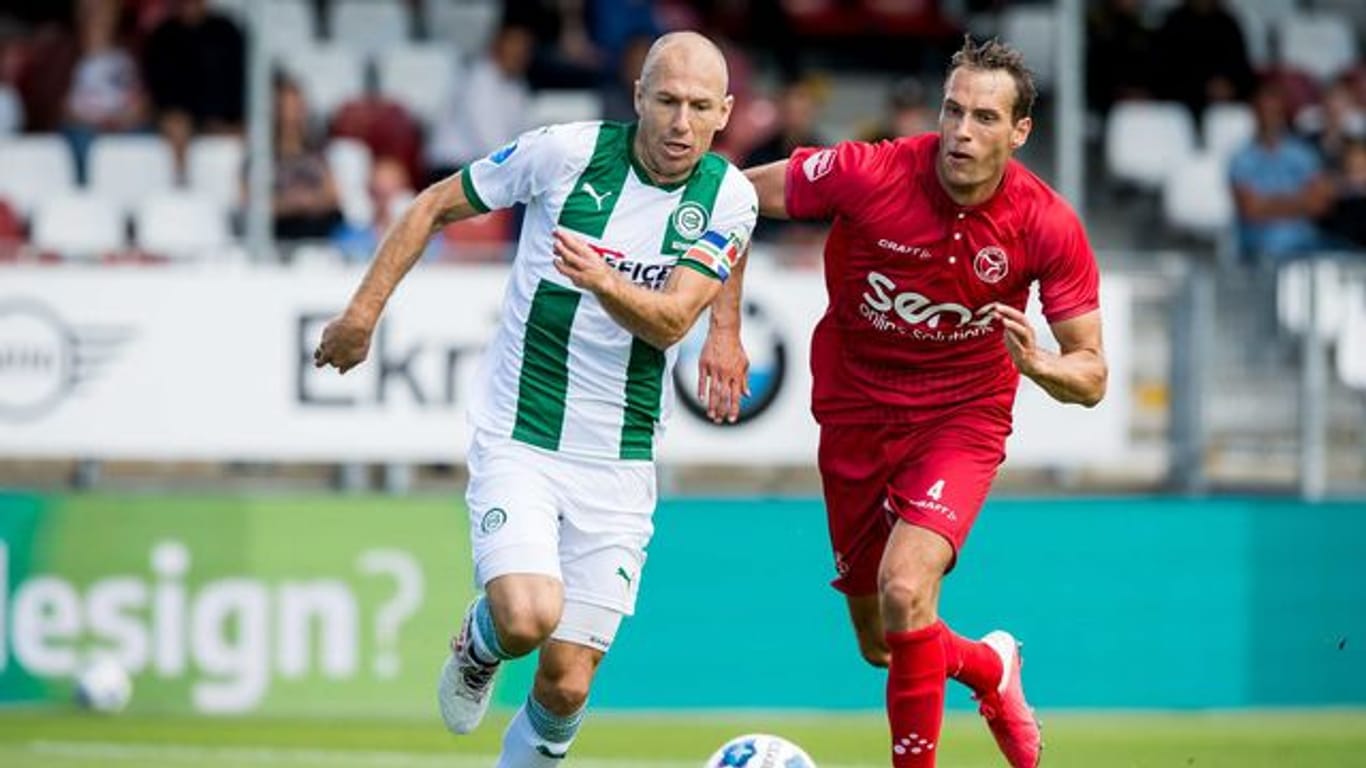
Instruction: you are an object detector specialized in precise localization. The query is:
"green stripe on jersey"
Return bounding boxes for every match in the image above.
[512,280,581,451]
[620,338,665,460]
[557,122,630,237]
[660,153,729,257]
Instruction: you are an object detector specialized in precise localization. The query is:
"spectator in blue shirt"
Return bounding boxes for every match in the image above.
[1230,80,1333,262]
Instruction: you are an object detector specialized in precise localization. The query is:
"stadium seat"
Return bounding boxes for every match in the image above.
[425,0,498,55]
[0,135,76,216]
[264,0,317,54]
[1277,259,1348,342]
[1336,279,1366,390]
[1228,3,1271,68]
[1278,13,1358,82]
[88,135,176,215]
[999,5,1055,88]
[378,45,461,128]
[326,138,374,228]
[1203,103,1255,161]
[528,91,603,128]
[187,135,245,210]
[331,0,411,57]
[0,85,22,135]
[32,193,125,257]
[134,194,231,259]
[280,46,365,121]
[1161,151,1233,237]
[1105,102,1197,189]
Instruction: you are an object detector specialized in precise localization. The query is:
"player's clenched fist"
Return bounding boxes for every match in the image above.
[991,302,1040,377]
[314,314,374,374]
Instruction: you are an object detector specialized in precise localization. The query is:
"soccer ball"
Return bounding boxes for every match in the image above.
[703,733,817,768]
[74,658,133,713]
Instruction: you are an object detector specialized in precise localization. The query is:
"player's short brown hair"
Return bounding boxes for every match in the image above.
[948,36,1037,123]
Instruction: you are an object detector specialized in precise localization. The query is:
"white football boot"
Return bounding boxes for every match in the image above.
[437,603,500,734]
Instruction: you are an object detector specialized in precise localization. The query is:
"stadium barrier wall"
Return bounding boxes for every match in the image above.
[0,264,1131,468]
[1,493,1361,716]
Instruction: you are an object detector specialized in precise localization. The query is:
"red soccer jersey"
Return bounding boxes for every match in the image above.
[786,133,1100,425]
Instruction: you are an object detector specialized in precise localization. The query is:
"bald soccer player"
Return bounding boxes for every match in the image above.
[313,32,757,767]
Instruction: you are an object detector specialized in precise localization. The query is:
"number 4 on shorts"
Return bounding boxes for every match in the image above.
[926,479,946,501]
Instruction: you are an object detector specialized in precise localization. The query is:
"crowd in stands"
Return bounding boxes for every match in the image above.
[1089,0,1366,261]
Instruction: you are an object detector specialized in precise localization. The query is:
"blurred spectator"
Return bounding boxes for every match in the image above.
[747,77,828,246]
[142,0,246,176]
[330,65,424,190]
[1086,0,1156,115]
[587,0,660,76]
[265,74,342,241]
[425,23,533,181]
[0,196,22,253]
[600,32,651,122]
[1230,81,1333,261]
[1322,140,1366,250]
[62,0,149,181]
[503,0,604,90]
[1155,0,1253,119]
[333,155,443,263]
[858,77,935,143]
[1295,77,1366,172]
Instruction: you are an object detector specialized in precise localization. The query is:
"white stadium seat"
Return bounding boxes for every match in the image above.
[331,0,410,57]
[1228,3,1272,68]
[1278,12,1358,82]
[135,194,230,259]
[187,135,245,210]
[326,138,374,228]
[1106,102,1197,189]
[264,0,317,54]
[528,91,602,128]
[999,5,1055,88]
[0,135,76,215]
[1203,103,1255,161]
[32,194,124,257]
[279,46,364,120]
[1162,152,1233,237]
[1336,280,1366,391]
[379,45,461,127]
[1277,259,1349,343]
[0,85,22,136]
[425,0,499,54]
[88,135,176,215]
[1226,0,1300,24]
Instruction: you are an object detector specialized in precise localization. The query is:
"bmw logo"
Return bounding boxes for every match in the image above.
[672,299,786,426]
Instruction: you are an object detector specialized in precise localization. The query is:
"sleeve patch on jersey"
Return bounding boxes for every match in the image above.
[803,149,836,182]
[679,230,740,282]
[489,140,518,164]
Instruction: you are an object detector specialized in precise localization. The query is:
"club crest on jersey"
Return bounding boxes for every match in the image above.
[671,202,709,240]
[803,149,836,182]
[973,246,1009,284]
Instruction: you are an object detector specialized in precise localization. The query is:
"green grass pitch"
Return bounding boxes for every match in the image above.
[2,709,1364,767]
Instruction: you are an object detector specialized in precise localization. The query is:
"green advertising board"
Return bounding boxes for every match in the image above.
[0,494,471,717]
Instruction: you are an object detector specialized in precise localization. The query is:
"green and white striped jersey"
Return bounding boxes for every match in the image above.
[460,121,758,461]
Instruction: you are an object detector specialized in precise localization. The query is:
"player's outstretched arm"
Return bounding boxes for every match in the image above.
[994,304,1107,407]
[697,247,750,423]
[552,229,724,351]
[744,161,791,219]
[313,174,481,374]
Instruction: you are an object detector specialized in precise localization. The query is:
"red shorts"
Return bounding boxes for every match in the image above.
[818,407,1010,596]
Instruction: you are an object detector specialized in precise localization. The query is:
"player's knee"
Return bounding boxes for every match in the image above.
[877,574,935,627]
[536,669,593,716]
[491,593,562,654]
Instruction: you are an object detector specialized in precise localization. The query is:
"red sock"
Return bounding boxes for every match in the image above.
[941,626,1004,698]
[885,622,947,767]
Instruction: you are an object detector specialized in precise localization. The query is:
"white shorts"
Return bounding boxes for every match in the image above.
[465,430,655,651]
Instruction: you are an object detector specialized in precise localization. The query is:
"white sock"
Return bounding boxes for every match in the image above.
[494,694,584,767]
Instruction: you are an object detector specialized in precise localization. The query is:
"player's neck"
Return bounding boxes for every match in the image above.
[936,166,1005,208]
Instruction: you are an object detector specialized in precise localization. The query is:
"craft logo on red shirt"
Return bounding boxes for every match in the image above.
[803,149,836,182]
[973,246,1009,284]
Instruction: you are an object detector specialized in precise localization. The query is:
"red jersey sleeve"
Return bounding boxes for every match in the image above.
[1033,200,1101,324]
[785,141,886,221]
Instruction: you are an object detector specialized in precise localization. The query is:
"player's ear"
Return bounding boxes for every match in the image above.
[633,79,644,118]
[716,94,735,131]
[1010,116,1032,150]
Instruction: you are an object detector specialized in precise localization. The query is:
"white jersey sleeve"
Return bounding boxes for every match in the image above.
[676,167,758,283]
[459,123,593,212]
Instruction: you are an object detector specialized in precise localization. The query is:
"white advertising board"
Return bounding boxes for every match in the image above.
[0,264,1130,466]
